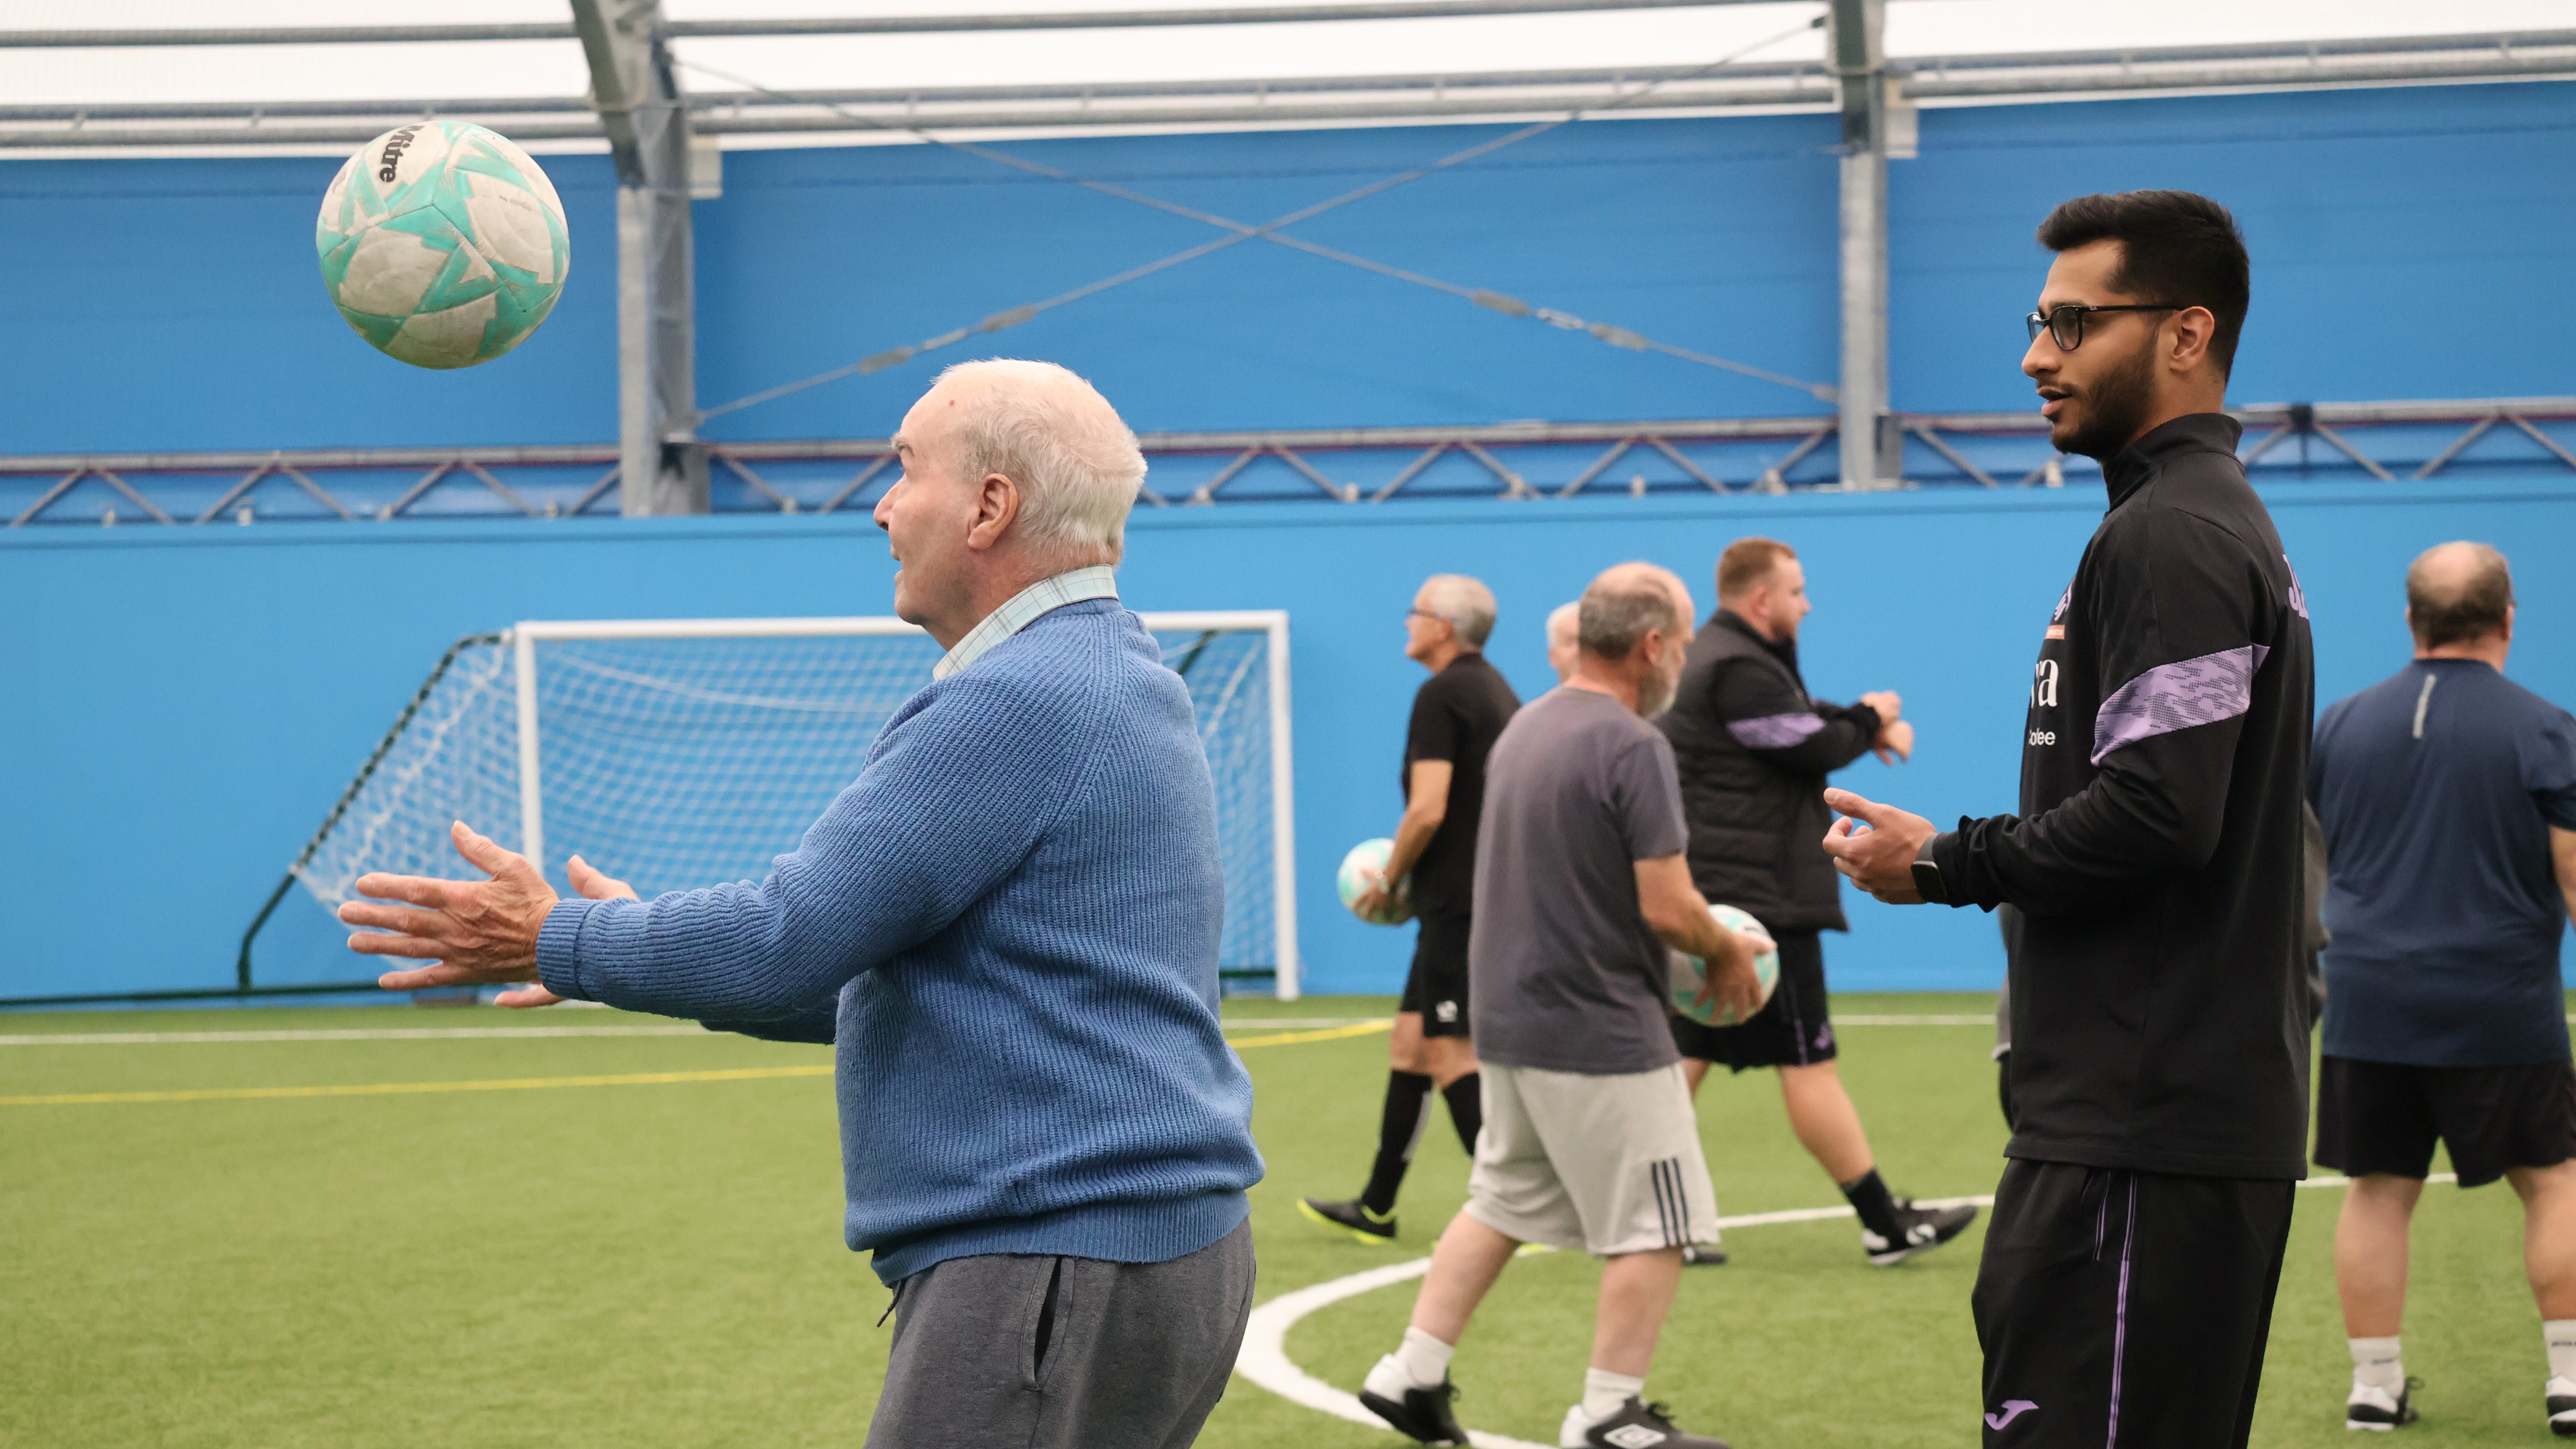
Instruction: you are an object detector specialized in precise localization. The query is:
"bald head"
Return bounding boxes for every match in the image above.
[918,358,1145,568]
[2406,541,2514,651]
[1579,562,1691,659]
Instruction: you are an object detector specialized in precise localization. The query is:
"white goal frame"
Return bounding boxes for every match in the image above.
[506,611,1301,999]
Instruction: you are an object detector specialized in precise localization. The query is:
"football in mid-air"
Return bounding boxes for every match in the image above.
[316,121,569,369]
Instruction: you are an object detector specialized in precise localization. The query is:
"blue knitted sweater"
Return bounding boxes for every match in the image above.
[535,598,1264,1284]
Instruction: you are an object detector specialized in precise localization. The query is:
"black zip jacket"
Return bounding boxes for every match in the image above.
[1929,413,2315,1179]
[1659,611,1882,934]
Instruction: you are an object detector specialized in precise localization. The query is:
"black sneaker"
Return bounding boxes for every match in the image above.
[1863,1199,1978,1266]
[2545,1373,2573,1436]
[1680,1243,1728,1267]
[1299,1196,1396,1245]
[2347,1375,2421,1431]
[1564,1396,1730,1449]
[1358,1357,1467,1445]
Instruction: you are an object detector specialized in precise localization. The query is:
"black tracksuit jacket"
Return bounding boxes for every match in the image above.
[1929,412,2315,1180]
[1659,611,1883,936]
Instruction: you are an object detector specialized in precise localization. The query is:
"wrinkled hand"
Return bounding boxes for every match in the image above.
[1874,717,1916,766]
[1820,787,1936,904]
[341,821,559,991]
[491,855,638,1007]
[1858,690,1902,721]
[1352,867,1398,922]
[1692,928,1769,1021]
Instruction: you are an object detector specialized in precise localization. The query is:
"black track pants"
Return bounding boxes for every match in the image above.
[1972,1159,2294,1448]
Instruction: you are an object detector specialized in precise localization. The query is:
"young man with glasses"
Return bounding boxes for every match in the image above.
[1304,574,1522,1244]
[1820,191,2315,1446]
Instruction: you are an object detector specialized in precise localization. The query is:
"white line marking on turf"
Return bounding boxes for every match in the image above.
[1836,1015,1995,1026]
[1239,1174,2447,1442]
[1222,1018,1389,1030]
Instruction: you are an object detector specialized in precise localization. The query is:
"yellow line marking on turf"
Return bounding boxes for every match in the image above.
[3,1018,1387,1104]
[0,1064,833,1107]
[1227,1020,1392,1050]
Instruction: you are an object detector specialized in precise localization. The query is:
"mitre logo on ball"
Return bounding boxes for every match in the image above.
[316,121,571,370]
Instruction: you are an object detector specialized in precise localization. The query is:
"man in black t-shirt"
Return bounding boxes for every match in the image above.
[1303,574,1522,1244]
[1823,192,2313,1447]
[2311,542,2576,1435]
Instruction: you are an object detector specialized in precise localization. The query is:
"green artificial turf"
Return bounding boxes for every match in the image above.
[0,994,2557,1446]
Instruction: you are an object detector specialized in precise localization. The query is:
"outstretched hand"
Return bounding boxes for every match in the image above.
[342,821,559,992]
[1873,717,1916,766]
[1820,787,1936,904]
[489,855,639,1008]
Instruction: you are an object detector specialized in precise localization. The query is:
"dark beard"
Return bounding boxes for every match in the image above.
[2050,338,2158,462]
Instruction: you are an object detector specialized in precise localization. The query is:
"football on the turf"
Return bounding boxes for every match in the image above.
[1336,838,1414,925]
[1669,902,1779,1026]
[316,121,570,369]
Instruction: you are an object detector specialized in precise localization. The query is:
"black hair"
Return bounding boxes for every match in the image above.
[2037,190,2251,379]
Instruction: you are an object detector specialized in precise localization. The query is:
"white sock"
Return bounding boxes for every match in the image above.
[1579,1367,1646,1422]
[2349,1336,2403,1394]
[1394,1327,1455,1388]
[2546,1320,2576,1382]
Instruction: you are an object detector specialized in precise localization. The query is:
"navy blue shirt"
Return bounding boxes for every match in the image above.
[2312,658,2576,1066]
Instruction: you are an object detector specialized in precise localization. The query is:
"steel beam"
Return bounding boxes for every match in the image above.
[574,0,706,517]
[1828,0,1897,489]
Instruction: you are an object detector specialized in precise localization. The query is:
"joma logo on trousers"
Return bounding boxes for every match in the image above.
[1985,1400,2038,1430]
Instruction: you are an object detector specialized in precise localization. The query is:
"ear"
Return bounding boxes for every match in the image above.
[963,471,1021,553]
[2167,305,2218,376]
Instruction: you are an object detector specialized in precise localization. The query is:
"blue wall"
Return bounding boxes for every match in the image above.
[2,82,2567,458]
[9,477,2576,1001]
[4,79,2573,999]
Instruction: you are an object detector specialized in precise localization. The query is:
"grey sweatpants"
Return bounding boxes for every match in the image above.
[866,1219,1256,1448]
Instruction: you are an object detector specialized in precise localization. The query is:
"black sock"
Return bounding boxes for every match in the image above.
[1841,1167,1902,1240]
[1361,1071,1434,1215]
[1441,1073,1483,1157]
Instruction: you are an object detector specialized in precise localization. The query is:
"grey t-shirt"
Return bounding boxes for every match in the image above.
[1468,687,1692,1074]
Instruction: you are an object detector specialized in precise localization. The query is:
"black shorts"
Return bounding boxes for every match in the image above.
[2314,1055,2576,1188]
[1973,1158,2294,1448]
[1668,931,1832,1070]
[1398,913,1472,1038]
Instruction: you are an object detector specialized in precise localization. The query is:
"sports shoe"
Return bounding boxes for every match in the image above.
[1680,1242,1729,1267]
[2546,1373,2576,1436]
[1560,1396,1730,1448]
[1360,1355,1467,1445]
[1300,1196,1396,1245]
[2346,1375,2420,1431]
[1862,1199,1979,1266]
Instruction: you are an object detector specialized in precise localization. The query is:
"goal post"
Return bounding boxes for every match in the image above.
[240,611,1300,1001]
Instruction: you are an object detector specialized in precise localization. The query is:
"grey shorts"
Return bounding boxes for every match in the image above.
[1464,1061,1719,1256]
[867,1218,1256,1448]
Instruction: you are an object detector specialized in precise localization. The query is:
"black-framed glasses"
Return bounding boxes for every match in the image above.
[2025,303,2181,351]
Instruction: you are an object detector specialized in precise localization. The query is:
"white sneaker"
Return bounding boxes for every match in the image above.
[2345,1376,2419,1431]
[2546,1373,2576,1437]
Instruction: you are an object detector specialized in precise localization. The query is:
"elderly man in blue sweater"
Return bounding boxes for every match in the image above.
[339,358,1265,1448]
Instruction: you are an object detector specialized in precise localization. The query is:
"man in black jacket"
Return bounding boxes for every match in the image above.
[1660,536,1975,1268]
[1824,191,2312,1447]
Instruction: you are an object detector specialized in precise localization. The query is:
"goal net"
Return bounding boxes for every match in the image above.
[255,613,1300,997]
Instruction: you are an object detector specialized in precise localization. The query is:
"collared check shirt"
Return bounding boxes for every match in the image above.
[932,565,1122,680]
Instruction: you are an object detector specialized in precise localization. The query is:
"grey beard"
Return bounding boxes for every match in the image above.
[1639,671,1677,719]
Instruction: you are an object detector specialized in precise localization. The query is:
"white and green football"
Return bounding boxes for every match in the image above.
[1669,903,1780,1027]
[316,122,570,369]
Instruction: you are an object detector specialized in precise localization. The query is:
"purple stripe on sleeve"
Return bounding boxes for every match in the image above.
[1727,712,1828,749]
[2090,644,2272,766]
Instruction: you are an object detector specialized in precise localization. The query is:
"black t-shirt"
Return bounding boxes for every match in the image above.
[1929,413,2316,1180]
[1403,653,1522,918]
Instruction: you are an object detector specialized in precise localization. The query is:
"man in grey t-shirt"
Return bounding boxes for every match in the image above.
[1359,562,1766,1449]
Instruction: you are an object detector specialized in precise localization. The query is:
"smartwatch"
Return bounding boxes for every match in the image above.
[1909,836,1949,905]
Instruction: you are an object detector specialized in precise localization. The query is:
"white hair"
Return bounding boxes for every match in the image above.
[935,358,1145,568]
[1545,601,1580,648]
[1419,574,1498,648]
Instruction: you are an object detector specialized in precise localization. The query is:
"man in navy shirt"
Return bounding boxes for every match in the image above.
[2311,541,2576,1436]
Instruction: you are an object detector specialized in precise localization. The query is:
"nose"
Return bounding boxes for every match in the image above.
[872,477,897,531]
[2021,332,2056,381]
